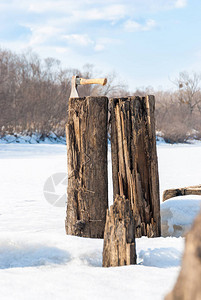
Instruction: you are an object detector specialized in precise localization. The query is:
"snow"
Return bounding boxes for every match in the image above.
[158,142,201,237]
[0,142,200,299]
[0,233,183,300]
[161,196,201,237]
[0,133,66,145]
[157,142,201,194]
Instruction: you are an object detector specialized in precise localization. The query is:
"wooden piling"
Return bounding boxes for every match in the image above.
[102,195,136,267]
[110,96,161,238]
[65,96,108,238]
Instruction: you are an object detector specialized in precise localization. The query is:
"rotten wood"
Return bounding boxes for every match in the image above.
[110,96,161,238]
[65,96,108,238]
[163,184,201,202]
[102,195,137,267]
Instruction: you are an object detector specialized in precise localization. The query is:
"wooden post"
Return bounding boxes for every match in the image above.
[110,96,161,238]
[102,195,136,267]
[66,96,108,238]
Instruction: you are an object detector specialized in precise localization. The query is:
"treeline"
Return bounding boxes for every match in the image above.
[0,47,201,143]
[0,48,127,137]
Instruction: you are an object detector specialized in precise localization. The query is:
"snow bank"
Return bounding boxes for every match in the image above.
[0,236,70,269]
[138,237,184,268]
[0,132,66,144]
[161,196,201,237]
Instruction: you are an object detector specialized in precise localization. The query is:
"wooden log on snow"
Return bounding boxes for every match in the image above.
[102,195,137,267]
[163,184,201,202]
[65,96,108,238]
[110,96,161,238]
[165,209,201,300]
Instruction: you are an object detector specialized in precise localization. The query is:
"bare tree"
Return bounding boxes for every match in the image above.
[174,71,201,115]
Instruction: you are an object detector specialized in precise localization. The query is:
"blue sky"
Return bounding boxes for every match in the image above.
[0,0,200,90]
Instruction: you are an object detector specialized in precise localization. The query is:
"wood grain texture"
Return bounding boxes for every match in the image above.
[65,96,108,238]
[79,78,107,86]
[102,195,136,267]
[163,184,201,202]
[110,96,161,238]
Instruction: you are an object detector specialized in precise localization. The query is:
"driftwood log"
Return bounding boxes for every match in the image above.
[102,195,136,267]
[110,96,160,238]
[165,210,201,300]
[163,184,201,202]
[66,96,108,238]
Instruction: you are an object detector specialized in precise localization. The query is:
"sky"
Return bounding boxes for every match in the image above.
[0,0,201,91]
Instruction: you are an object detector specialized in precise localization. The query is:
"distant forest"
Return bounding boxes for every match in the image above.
[0,47,201,143]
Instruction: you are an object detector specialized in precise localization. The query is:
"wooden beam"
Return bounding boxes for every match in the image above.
[163,184,201,202]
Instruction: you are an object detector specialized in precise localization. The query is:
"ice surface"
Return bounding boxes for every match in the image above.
[0,142,200,299]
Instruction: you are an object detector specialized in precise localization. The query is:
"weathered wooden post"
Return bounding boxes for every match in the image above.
[110,96,161,238]
[102,195,136,267]
[66,96,108,238]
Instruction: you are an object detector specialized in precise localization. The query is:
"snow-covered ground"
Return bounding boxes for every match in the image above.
[161,195,201,237]
[0,143,200,300]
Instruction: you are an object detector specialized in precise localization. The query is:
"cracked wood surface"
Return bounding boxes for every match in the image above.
[163,184,201,202]
[66,96,108,238]
[110,96,161,238]
[102,195,137,267]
